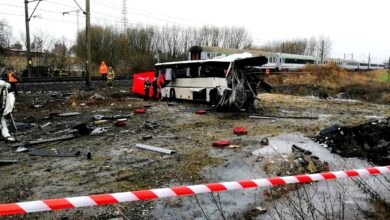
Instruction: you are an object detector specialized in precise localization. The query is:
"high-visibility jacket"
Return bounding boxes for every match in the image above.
[8,72,17,83]
[107,70,115,80]
[99,64,108,74]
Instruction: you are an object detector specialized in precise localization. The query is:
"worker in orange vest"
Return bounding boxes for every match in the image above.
[99,61,108,80]
[7,66,18,94]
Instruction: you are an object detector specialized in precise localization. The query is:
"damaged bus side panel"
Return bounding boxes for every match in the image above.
[156,55,270,111]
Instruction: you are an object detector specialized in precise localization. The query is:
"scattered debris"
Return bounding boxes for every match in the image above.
[87,152,92,160]
[0,159,18,165]
[260,137,269,145]
[228,144,241,149]
[143,120,159,129]
[94,120,109,125]
[91,127,108,135]
[94,115,106,120]
[11,134,77,148]
[316,118,390,165]
[245,206,267,218]
[89,93,105,100]
[233,127,248,135]
[291,144,312,155]
[213,140,231,148]
[29,149,80,157]
[40,122,52,128]
[73,123,94,135]
[114,119,127,127]
[135,144,175,155]
[134,109,146,114]
[15,122,36,131]
[250,115,318,120]
[144,104,152,108]
[195,110,207,115]
[168,102,175,107]
[58,112,82,117]
[142,135,153,140]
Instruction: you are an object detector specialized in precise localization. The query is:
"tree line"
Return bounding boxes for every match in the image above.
[74,25,253,74]
[1,18,333,76]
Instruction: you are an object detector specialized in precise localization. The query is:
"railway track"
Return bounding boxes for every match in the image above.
[19,76,132,83]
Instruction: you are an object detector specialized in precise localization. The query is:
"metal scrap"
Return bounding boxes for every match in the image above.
[143,120,159,129]
[250,115,318,120]
[0,159,18,165]
[28,149,80,157]
[10,134,77,148]
[58,112,81,117]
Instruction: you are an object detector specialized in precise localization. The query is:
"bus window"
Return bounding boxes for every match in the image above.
[201,64,229,77]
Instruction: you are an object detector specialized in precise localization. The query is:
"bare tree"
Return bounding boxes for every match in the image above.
[0,19,12,48]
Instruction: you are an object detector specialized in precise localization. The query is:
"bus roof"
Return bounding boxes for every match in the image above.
[155,54,268,69]
[155,52,255,67]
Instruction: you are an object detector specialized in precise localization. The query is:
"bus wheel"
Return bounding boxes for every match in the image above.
[170,89,176,101]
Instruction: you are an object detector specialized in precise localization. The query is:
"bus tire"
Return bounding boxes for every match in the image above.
[170,89,176,101]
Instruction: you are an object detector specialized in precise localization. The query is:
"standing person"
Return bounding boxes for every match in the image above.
[152,78,159,100]
[144,77,151,101]
[0,80,16,142]
[7,66,18,94]
[106,66,115,87]
[99,61,108,80]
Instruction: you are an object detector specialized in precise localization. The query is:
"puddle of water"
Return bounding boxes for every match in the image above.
[152,133,390,219]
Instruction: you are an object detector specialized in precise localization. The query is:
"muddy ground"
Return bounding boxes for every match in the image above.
[0,84,389,219]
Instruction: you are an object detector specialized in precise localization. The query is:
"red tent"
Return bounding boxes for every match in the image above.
[132,71,162,98]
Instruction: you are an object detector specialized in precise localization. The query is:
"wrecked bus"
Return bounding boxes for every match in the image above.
[156,54,271,111]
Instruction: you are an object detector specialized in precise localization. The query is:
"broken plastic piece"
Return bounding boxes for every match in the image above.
[134,109,146,114]
[233,127,248,135]
[90,127,107,135]
[213,140,231,148]
[195,110,207,115]
[115,119,127,127]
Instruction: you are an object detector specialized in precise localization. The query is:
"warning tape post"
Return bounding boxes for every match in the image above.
[0,166,389,216]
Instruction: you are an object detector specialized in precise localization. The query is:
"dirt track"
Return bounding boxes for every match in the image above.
[0,86,389,219]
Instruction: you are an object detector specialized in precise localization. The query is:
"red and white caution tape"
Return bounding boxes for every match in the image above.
[1,166,389,216]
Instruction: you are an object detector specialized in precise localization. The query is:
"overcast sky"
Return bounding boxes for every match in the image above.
[0,0,389,62]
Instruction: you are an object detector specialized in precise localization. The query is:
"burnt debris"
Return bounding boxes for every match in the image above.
[316,118,390,165]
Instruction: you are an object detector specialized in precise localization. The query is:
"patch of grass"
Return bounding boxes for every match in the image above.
[376,71,390,82]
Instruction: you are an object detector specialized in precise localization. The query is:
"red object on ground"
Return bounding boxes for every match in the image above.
[115,120,126,127]
[195,110,207,115]
[233,127,248,135]
[131,72,155,97]
[213,140,231,148]
[134,109,146,114]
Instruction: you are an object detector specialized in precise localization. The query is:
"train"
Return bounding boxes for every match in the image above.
[189,46,385,71]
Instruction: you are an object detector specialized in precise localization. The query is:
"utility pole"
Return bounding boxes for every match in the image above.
[320,40,324,65]
[24,0,42,77]
[368,53,370,70]
[24,0,32,77]
[387,57,390,82]
[85,0,91,87]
